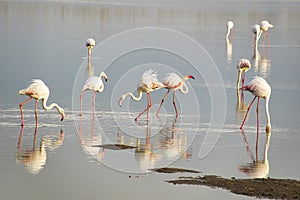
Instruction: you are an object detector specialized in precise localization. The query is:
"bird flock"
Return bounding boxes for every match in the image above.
[18,20,273,132]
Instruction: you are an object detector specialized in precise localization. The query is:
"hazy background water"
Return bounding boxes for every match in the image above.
[0,1,300,199]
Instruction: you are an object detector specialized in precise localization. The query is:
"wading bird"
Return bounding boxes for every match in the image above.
[260,20,273,47]
[226,21,234,40]
[18,79,65,127]
[252,24,262,48]
[80,72,108,116]
[240,76,271,132]
[156,73,194,118]
[260,20,273,38]
[118,69,164,121]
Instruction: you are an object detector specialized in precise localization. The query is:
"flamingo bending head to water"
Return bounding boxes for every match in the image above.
[118,69,164,121]
[226,21,234,40]
[156,73,194,118]
[252,24,262,47]
[239,76,271,132]
[18,79,65,126]
[260,20,273,46]
[80,72,108,116]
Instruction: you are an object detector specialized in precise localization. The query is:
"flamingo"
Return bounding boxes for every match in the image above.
[156,73,194,118]
[80,72,108,116]
[86,38,95,69]
[118,69,164,121]
[252,24,262,48]
[260,20,273,47]
[226,21,234,40]
[260,20,273,38]
[237,58,251,88]
[18,79,65,127]
[239,76,271,132]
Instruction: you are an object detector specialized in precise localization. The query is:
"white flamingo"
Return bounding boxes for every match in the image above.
[156,73,194,118]
[240,76,271,132]
[18,79,65,127]
[252,24,262,47]
[118,69,164,121]
[226,21,234,39]
[80,72,108,116]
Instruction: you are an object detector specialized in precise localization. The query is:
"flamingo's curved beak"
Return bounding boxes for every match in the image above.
[61,113,65,121]
[188,75,195,80]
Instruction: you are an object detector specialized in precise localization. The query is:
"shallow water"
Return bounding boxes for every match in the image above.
[0,1,299,199]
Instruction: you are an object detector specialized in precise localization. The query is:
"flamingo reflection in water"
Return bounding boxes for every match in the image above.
[239,129,271,178]
[16,126,64,174]
[158,118,192,160]
[135,124,162,173]
[78,109,104,161]
[134,118,192,173]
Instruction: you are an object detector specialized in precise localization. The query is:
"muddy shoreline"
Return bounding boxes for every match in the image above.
[152,167,300,199]
[167,175,300,199]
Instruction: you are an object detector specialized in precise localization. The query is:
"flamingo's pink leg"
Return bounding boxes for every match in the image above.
[172,91,178,118]
[156,90,170,116]
[34,100,39,127]
[79,91,85,116]
[19,97,33,126]
[240,96,257,129]
[92,91,96,112]
[135,93,152,121]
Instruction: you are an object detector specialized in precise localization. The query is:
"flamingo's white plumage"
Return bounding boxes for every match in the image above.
[80,72,108,116]
[118,69,164,121]
[18,79,65,126]
[156,73,194,118]
[240,76,271,132]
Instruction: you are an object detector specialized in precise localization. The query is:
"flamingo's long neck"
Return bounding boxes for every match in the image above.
[257,30,263,44]
[179,77,191,94]
[226,28,230,38]
[128,89,143,101]
[42,97,62,113]
[87,48,92,69]
[237,70,242,89]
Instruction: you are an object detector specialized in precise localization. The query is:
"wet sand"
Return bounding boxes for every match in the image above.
[166,175,300,199]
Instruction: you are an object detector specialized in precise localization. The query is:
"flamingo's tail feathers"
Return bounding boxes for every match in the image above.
[18,89,26,95]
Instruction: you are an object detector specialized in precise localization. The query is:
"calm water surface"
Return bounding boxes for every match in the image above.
[0,1,299,199]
